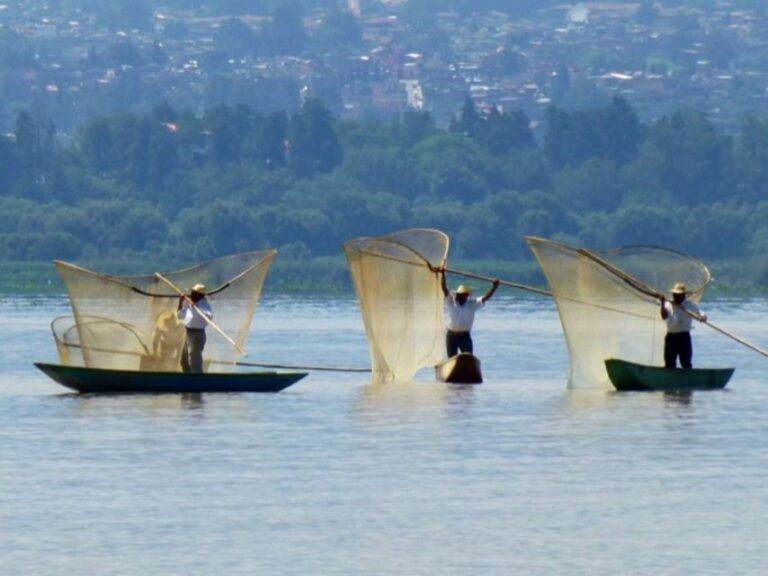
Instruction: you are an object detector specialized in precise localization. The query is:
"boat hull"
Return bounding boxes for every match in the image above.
[435,353,483,384]
[605,359,734,392]
[34,363,307,394]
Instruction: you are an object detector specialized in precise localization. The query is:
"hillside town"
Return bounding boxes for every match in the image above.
[1,1,768,137]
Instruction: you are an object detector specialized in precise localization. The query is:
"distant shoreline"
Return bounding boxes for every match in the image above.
[1,259,765,296]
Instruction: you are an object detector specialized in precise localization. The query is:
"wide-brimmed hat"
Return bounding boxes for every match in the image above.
[191,283,207,294]
[670,282,687,295]
[455,285,472,295]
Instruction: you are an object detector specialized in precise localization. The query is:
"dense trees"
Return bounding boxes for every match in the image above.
[2,96,768,271]
[544,96,642,170]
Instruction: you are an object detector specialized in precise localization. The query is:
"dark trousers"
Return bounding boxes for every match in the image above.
[181,328,206,373]
[664,331,692,369]
[446,330,473,357]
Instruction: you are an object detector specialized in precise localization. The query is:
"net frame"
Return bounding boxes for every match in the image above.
[344,228,450,382]
[526,236,711,388]
[54,250,276,372]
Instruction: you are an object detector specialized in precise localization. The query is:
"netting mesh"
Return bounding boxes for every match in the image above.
[344,229,449,382]
[53,250,276,372]
[526,237,711,389]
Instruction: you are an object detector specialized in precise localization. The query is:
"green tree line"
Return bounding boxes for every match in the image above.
[2,96,768,284]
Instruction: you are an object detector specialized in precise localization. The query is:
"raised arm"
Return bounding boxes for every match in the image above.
[660,296,669,319]
[481,278,500,303]
[439,267,449,297]
[429,263,449,297]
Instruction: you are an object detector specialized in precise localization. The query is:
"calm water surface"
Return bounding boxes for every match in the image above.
[1,294,768,575]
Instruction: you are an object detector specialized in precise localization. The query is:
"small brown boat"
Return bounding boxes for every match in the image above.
[435,353,483,384]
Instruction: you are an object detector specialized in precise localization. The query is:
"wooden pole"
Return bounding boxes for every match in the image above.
[355,248,551,297]
[209,359,371,373]
[155,272,247,356]
[442,266,552,297]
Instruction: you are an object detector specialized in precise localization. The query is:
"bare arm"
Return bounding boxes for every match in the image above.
[428,262,449,296]
[660,297,669,319]
[439,267,449,297]
[481,279,500,303]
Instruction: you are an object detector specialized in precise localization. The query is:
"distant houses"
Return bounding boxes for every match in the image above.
[1,1,768,135]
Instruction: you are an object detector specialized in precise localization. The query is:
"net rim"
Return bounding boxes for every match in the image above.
[343,228,450,267]
[53,249,277,296]
[525,236,712,293]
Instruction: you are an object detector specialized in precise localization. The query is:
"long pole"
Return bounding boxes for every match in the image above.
[355,248,551,297]
[442,266,552,297]
[579,248,768,359]
[209,359,372,373]
[357,247,668,320]
[155,272,247,356]
[356,247,668,319]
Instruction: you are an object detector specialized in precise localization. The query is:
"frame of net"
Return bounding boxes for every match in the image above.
[344,229,449,382]
[526,236,711,388]
[54,250,276,372]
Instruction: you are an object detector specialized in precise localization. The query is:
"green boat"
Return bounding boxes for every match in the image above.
[34,362,307,394]
[605,358,734,392]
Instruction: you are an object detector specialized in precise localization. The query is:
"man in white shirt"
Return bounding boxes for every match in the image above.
[437,267,499,358]
[177,283,213,373]
[660,282,707,369]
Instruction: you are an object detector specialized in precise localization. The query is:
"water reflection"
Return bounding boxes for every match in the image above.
[44,390,282,420]
[662,390,693,406]
[181,392,205,408]
[355,380,447,413]
[444,382,479,402]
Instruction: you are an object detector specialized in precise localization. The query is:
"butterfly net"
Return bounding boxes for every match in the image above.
[344,229,449,382]
[52,250,276,372]
[526,237,711,388]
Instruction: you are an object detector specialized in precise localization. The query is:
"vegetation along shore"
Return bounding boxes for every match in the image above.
[3,95,768,292]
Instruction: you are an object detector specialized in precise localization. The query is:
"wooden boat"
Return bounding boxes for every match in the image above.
[435,353,483,384]
[605,358,734,392]
[34,362,307,394]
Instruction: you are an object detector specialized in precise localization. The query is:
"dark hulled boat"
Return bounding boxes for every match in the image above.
[605,358,734,392]
[34,362,307,394]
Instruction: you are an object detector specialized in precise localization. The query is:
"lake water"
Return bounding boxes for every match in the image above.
[2,294,768,575]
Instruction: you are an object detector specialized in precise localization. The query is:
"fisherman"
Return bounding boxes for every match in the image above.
[151,309,185,361]
[177,283,213,373]
[436,267,499,358]
[660,282,707,369]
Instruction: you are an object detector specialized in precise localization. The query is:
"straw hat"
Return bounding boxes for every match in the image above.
[455,285,472,295]
[191,283,207,294]
[670,282,687,295]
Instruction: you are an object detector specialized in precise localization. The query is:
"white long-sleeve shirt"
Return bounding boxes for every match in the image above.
[178,298,213,330]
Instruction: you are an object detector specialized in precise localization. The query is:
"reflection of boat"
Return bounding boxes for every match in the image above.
[435,353,482,384]
[605,359,734,392]
[34,363,307,394]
